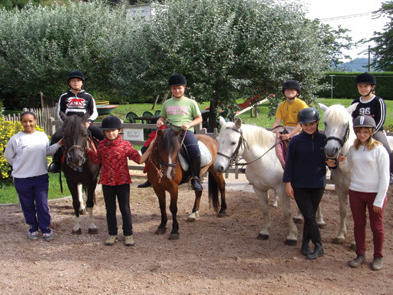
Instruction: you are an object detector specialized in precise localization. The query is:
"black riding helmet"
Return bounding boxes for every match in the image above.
[298,107,320,124]
[355,72,376,85]
[67,70,85,83]
[169,74,187,86]
[101,116,122,130]
[353,115,376,129]
[282,80,300,94]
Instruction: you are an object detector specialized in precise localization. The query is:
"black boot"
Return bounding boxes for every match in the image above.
[137,180,152,188]
[301,239,312,256]
[190,156,203,192]
[48,149,61,173]
[306,243,324,260]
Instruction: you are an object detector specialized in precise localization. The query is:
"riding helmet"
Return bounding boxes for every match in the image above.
[353,115,376,129]
[298,107,320,124]
[355,72,376,85]
[282,80,300,94]
[67,70,85,83]
[169,74,187,86]
[101,116,122,130]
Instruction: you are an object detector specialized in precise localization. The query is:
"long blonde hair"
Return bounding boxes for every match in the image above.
[353,127,381,150]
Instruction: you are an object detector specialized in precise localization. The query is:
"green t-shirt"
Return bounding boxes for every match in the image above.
[160,97,201,132]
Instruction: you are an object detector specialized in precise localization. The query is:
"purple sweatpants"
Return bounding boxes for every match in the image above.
[349,190,386,258]
[14,174,51,234]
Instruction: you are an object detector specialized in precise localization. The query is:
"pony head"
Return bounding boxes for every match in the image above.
[62,114,89,171]
[319,103,357,159]
[154,127,181,179]
[214,116,244,172]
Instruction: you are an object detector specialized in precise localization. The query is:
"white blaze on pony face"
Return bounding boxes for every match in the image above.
[214,117,243,172]
[167,156,173,179]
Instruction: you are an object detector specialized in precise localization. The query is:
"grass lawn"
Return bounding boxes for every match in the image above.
[109,98,393,131]
[0,173,70,204]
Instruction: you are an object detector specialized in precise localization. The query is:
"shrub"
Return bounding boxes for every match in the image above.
[0,118,44,183]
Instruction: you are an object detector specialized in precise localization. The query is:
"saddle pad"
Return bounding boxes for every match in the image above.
[179,141,212,172]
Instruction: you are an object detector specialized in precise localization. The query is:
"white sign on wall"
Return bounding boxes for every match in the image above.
[123,128,144,141]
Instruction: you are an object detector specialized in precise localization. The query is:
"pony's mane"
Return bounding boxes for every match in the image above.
[160,127,180,154]
[225,122,275,147]
[324,104,352,127]
[63,115,89,144]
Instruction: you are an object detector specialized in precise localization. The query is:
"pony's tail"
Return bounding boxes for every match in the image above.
[208,171,219,213]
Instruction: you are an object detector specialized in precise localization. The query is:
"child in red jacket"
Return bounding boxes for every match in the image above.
[87,116,154,246]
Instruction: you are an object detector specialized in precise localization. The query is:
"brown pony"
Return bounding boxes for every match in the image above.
[147,127,226,240]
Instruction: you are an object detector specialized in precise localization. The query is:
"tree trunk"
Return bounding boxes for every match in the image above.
[207,100,217,132]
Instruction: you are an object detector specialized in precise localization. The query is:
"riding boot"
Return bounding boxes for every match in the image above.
[301,239,312,256]
[48,149,62,173]
[306,242,324,260]
[137,180,152,188]
[190,156,203,192]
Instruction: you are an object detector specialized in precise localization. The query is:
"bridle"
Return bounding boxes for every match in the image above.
[324,122,350,162]
[65,141,87,172]
[217,126,284,167]
[217,127,246,166]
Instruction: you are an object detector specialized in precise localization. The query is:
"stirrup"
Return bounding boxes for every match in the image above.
[48,162,60,173]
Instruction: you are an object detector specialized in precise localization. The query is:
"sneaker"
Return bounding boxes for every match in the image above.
[348,255,365,268]
[371,257,383,271]
[124,235,135,246]
[42,231,54,241]
[105,235,118,246]
[28,231,39,240]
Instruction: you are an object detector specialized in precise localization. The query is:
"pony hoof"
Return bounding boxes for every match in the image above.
[217,211,227,218]
[349,242,356,251]
[72,228,82,235]
[293,218,303,224]
[186,217,196,222]
[79,209,87,215]
[257,233,269,240]
[155,227,166,235]
[88,228,98,234]
[284,239,297,246]
[168,233,179,240]
[332,237,345,244]
[318,223,327,229]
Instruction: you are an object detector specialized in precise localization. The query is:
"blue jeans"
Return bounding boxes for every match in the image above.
[14,174,51,233]
[179,130,201,159]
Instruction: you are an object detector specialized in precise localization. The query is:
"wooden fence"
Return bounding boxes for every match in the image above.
[2,106,59,136]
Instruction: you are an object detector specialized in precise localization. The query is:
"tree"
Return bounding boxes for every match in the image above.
[369,1,393,71]
[116,0,349,130]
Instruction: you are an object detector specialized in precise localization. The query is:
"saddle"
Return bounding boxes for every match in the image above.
[275,129,289,169]
[179,141,212,172]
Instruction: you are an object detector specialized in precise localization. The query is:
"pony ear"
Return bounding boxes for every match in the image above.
[174,129,182,136]
[60,112,67,121]
[347,103,358,115]
[82,112,90,121]
[234,117,242,129]
[219,116,226,128]
[318,103,328,111]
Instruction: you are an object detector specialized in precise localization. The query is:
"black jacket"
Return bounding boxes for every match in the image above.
[351,95,386,132]
[283,131,327,188]
[57,90,98,122]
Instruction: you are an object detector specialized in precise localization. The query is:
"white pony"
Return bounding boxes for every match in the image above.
[319,103,358,243]
[214,117,298,245]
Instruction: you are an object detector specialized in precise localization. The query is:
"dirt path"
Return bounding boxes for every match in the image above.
[0,179,392,295]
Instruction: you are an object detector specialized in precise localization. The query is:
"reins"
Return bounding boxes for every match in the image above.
[217,126,282,167]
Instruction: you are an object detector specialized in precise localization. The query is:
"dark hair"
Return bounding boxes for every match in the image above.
[20,111,37,121]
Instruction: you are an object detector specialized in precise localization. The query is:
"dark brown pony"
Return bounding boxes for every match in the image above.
[61,113,100,234]
[147,127,226,240]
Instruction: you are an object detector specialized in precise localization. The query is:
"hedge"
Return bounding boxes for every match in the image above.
[318,72,393,100]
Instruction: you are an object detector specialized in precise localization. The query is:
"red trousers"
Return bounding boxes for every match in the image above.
[349,190,386,258]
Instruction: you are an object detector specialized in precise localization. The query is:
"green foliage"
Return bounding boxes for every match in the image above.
[0,1,132,108]
[0,118,45,183]
[114,0,349,128]
[317,72,393,100]
[369,1,393,71]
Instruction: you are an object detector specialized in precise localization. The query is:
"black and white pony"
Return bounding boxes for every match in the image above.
[61,113,100,234]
